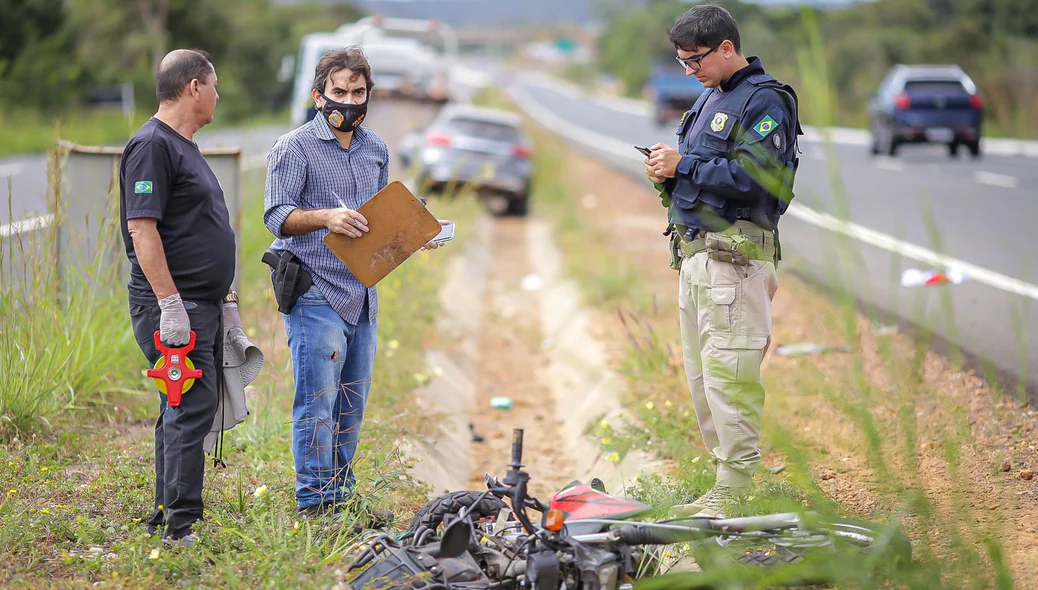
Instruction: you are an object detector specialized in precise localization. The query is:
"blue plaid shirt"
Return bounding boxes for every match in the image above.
[263,115,389,325]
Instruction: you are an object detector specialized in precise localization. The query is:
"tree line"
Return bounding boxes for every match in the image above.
[0,0,364,122]
[593,0,1038,137]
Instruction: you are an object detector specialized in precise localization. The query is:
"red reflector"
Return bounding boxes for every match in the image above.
[426,132,451,146]
[894,93,911,110]
[513,144,532,159]
[969,95,983,110]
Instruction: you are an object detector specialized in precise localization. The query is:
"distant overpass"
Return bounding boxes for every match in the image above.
[451,25,596,53]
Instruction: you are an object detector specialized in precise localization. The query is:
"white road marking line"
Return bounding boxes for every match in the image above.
[508,77,1038,303]
[0,214,54,238]
[519,72,1038,158]
[974,171,1018,188]
[875,158,905,171]
[0,163,24,178]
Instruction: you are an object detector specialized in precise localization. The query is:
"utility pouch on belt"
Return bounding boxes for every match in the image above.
[261,249,313,314]
[705,233,756,266]
[668,230,682,271]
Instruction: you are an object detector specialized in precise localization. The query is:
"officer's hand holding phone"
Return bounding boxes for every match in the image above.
[648,143,680,179]
[638,145,665,183]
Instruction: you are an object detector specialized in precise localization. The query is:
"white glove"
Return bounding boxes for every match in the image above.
[158,293,191,347]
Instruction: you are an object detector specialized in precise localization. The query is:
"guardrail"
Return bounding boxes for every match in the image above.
[1,141,245,302]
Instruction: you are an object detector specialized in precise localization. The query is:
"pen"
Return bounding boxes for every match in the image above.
[331,190,347,209]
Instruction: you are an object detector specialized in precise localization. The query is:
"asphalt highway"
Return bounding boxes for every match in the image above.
[4,67,1035,401]
[507,71,1038,402]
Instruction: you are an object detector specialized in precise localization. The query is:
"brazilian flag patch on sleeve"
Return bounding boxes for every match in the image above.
[753,115,778,138]
[134,181,153,194]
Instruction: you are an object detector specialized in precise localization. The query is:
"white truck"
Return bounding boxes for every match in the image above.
[289,15,458,128]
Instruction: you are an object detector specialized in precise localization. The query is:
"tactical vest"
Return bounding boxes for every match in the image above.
[664,73,802,238]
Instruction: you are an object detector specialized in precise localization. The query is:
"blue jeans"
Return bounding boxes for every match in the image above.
[284,286,377,510]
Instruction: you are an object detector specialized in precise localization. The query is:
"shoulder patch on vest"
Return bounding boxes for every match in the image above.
[753,115,777,138]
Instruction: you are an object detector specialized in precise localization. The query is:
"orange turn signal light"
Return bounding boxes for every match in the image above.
[545,509,565,532]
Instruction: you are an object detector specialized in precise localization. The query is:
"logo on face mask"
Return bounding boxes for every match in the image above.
[319,93,368,132]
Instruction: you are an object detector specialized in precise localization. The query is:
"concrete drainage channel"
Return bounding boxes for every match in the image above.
[404,211,666,500]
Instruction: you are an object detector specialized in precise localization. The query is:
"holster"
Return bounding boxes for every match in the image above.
[260,249,313,314]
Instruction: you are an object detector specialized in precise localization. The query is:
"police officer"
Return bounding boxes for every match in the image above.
[120,48,236,545]
[645,5,801,519]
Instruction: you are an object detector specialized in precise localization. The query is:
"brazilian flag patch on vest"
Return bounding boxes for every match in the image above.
[753,115,777,138]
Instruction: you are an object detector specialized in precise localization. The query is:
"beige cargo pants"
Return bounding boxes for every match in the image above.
[678,250,779,489]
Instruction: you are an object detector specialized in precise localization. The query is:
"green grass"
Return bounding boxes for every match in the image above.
[1,180,143,438]
[0,163,482,587]
[0,108,290,158]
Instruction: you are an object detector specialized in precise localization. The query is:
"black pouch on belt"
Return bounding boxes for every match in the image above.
[261,249,313,314]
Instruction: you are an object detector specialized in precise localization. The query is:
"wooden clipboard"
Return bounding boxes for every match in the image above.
[323,180,441,287]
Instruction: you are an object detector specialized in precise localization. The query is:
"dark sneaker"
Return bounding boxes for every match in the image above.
[298,500,338,519]
[298,498,395,530]
[162,533,198,548]
[351,505,395,530]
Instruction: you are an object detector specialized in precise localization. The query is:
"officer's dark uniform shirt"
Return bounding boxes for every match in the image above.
[119,117,236,302]
[664,56,801,236]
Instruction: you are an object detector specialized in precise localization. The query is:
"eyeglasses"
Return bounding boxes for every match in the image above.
[676,44,720,70]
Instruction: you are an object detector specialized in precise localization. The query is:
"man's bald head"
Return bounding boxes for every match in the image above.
[156,49,215,104]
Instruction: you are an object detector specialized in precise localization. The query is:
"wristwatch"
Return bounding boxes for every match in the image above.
[223,290,239,304]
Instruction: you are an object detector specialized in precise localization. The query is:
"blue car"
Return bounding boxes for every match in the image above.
[645,62,705,127]
[867,64,985,158]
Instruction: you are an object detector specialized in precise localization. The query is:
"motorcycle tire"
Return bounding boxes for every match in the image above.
[690,516,912,585]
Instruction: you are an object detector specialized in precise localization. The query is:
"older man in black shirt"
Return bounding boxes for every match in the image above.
[119,48,236,546]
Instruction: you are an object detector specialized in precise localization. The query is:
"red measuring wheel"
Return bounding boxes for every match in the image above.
[146,331,203,407]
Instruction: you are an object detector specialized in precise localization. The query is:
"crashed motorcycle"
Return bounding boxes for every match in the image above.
[347,429,911,589]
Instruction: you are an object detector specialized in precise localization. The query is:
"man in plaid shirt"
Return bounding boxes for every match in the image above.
[263,46,446,527]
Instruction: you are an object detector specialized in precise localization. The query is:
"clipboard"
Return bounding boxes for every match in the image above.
[323,180,441,287]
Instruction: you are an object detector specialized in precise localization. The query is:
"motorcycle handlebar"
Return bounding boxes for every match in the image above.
[510,428,524,468]
[614,524,702,546]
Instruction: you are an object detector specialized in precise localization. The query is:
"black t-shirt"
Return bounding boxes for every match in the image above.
[119,117,236,302]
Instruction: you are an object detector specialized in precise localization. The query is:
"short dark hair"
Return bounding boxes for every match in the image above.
[155,49,215,104]
[312,46,375,95]
[667,5,742,53]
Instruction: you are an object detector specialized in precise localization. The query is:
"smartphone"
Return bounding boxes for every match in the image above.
[634,145,653,157]
[433,221,455,244]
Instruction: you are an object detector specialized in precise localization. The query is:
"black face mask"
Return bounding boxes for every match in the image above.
[318,93,368,131]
